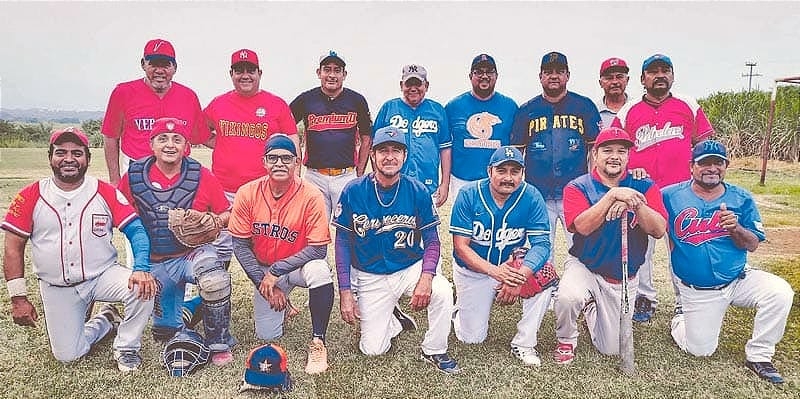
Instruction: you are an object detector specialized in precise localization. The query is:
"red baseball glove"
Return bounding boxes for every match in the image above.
[506,247,560,299]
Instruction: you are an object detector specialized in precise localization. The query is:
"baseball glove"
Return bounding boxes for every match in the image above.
[507,247,560,299]
[167,208,222,248]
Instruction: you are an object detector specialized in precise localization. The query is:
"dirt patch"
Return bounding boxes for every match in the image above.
[760,227,800,257]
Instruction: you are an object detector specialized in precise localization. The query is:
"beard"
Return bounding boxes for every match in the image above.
[694,175,723,190]
[52,163,88,184]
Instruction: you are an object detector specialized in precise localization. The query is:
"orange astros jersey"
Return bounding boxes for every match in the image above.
[228,175,330,265]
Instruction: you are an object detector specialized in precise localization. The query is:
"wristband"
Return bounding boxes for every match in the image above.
[6,278,27,298]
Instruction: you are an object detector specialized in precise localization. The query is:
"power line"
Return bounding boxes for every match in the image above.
[742,62,762,91]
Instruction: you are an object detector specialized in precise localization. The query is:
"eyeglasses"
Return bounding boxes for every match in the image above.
[265,154,296,164]
[471,69,497,77]
[601,73,628,81]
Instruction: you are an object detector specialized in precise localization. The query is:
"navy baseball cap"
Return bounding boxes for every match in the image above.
[642,54,673,72]
[489,146,524,167]
[692,140,728,163]
[264,133,297,156]
[594,127,634,148]
[319,50,345,68]
[372,126,406,150]
[471,53,497,71]
[239,343,293,393]
[541,51,568,70]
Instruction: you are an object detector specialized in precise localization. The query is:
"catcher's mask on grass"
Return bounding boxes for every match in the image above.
[162,329,210,377]
[239,343,293,393]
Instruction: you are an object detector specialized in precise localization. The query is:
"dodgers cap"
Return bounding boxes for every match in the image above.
[489,146,524,167]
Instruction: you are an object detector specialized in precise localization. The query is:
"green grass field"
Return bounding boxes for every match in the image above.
[0,148,797,398]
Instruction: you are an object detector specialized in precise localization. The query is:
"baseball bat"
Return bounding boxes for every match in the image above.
[619,212,636,375]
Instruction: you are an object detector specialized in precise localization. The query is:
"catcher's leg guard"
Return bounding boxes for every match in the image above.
[197,268,234,351]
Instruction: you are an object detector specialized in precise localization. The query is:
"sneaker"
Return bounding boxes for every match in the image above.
[511,345,541,366]
[745,360,784,384]
[305,337,329,374]
[97,304,123,330]
[632,295,655,323]
[553,342,575,365]
[421,353,461,375]
[114,350,142,372]
[211,350,234,367]
[674,305,684,316]
[393,306,418,331]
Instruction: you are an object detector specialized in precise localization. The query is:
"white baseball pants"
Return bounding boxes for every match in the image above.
[303,168,357,222]
[546,199,574,265]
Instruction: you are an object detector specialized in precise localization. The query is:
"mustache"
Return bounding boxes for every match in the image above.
[654,77,669,84]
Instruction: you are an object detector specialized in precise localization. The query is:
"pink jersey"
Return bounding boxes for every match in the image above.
[204,90,298,193]
[102,79,212,160]
[2,176,137,286]
[612,94,713,187]
[118,163,231,215]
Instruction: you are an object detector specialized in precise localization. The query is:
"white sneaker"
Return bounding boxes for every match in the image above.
[305,337,329,374]
[511,345,541,366]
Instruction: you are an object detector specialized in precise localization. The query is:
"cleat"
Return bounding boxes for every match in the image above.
[304,338,329,374]
[115,350,142,372]
[421,353,461,375]
[745,361,784,384]
[393,306,418,331]
[511,345,541,367]
[632,295,655,323]
[553,342,575,365]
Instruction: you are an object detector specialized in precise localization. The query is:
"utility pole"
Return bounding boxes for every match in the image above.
[742,62,762,91]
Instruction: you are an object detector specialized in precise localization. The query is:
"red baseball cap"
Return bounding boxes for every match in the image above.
[50,127,89,147]
[150,117,190,140]
[231,49,259,68]
[599,57,629,76]
[143,38,176,64]
[594,127,634,148]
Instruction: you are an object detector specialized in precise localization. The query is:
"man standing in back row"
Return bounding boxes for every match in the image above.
[612,54,714,322]
[291,51,373,219]
[596,57,630,129]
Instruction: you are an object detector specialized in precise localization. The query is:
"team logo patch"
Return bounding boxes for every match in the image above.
[92,214,110,237]
[464,112,502,149]
[166,121,176,131]
[256,107,266,118]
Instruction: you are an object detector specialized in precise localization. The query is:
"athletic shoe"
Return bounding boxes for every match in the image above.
[553,342,575,365]
[97,303,123,330]
[211,350,234,367]
[674,305,684,316]
[511,345,541,366]
[393,306,418,331]
[632,295,655,323]
[421,353,461,375]
[305,338,329,374]
[745,361,784,384]
[115,350,142,372]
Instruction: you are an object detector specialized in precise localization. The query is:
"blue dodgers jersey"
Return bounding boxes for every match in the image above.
[445,92,518,181]
[332,174,440,274]
[449,179,550,270]
[510,91,601,199]
[663,181,766,287]
[290,87,372,169]
[567,173,656,280]
[373,98,452,194]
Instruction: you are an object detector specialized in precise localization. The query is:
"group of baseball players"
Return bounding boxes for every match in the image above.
[2,38,794,385]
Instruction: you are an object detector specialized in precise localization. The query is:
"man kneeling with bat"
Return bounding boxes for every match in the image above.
[554,128,667,369]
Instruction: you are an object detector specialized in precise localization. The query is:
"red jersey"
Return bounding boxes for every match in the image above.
[228,176,330,265]
[102,79,211,160]
[118,163,230,215]
[612,93,713,187]
[204,90,298,193]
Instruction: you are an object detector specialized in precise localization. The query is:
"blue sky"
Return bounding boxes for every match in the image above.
[0,1,798,112]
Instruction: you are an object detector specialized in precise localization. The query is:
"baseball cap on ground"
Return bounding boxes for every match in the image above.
[594,127,634,148]
[50,127,89,147]
[372,126,406,150]
[264,133,297,156]
[692,140,728,162]
[319,50,346,67]
[239,343,293,393]
[489,146,524,167]
[471,53,496,71]
[541,51,568,70]
[600,57,629,76]
[642,54,673,72]
[150,117,190,140]
[231,49,259,68]
[401,64,427,83]
[143,38,176,64]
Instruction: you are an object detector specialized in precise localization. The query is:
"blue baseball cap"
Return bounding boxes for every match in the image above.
[239,343,293,393]
[372,126,406,149]
[541,51,568,70]
[642,54,673,72]
[264,133,297,156]
[489,146,524,167]
[319,50,345,68]
[692,140,728,163]
[471,53,496,71]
